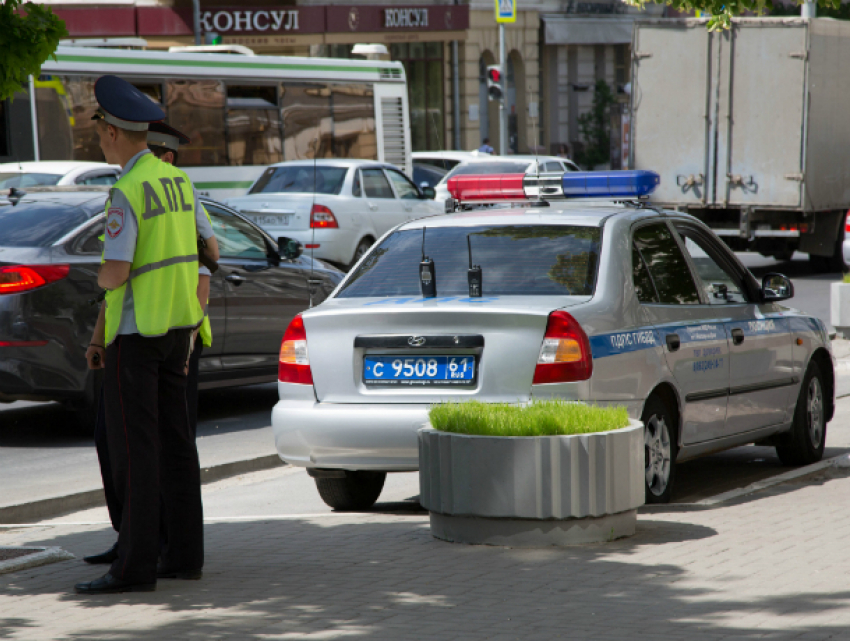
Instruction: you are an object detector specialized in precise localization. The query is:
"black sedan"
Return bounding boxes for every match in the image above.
[0,186,343,427]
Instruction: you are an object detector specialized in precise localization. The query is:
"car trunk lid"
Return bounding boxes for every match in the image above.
[303,296,589,404]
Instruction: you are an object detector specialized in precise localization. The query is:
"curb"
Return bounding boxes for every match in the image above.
[0,547,75,575]
[0,454,284,525]
[641,453,849,512]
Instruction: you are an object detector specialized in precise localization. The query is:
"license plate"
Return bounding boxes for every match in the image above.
[363,355,476,386]
[253,214,290,227]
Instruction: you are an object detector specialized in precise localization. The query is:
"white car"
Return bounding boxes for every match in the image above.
[432,155,580,204]
[225,160,444,269]
[0,161,120,188]
[412,150,492,172]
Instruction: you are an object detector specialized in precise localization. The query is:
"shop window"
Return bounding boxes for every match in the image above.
[615,45,630,91]
[391,42,444,152]
[226,85,282,166]
[331,84,377,160]
[131,82,164,106]
[281,83,332,160]
[166,80,226,167]
[0,101,8,157]
[35,75,101,162]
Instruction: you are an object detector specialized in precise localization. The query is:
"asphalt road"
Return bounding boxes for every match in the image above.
[0,250,844,514]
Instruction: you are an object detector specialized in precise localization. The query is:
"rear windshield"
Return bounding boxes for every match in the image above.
[0,173,62,188]
[249,166,347,195]
[0,202,88,247]
[337,224,601,298]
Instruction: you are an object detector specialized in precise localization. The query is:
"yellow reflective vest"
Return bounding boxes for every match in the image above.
[104,154,203,345]
[198,205,213,348]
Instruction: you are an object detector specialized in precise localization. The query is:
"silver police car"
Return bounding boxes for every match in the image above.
[272,171,834,508]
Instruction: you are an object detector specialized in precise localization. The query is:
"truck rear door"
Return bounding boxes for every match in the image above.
[631,24,710,206]
[717,23,807,209]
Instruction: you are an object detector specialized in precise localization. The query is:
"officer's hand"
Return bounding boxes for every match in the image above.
[86,344,106,370]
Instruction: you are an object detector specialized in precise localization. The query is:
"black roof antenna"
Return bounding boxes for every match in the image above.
[419,227,436,298]
[467,235,482,297]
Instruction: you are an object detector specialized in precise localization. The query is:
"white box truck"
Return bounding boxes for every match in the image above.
[630,17,850,271]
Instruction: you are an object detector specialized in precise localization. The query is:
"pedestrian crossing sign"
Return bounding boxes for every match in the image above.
[495,0,517,23]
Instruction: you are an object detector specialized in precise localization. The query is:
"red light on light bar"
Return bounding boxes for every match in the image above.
[305,243,320,249]
[446,173,525,201]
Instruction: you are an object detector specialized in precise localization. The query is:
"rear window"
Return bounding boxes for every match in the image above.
[249,165,347,195]
[337,224,600,298]
[0,202,88,247]
[446,161,531,178]
[0,173,62,188]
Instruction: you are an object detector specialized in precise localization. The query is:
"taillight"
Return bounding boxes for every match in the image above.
[310,204,338,229]
[532,311,593,384]
[0,265,70,296]
[279,314,313,385]
[845,210,850,234]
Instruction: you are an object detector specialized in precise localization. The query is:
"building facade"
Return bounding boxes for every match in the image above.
[44,0,668,162]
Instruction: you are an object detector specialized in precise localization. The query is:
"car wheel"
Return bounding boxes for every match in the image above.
[347,238,373,271]
[642,395,678,504]
[314,471,386,511]
[776,361,827,466]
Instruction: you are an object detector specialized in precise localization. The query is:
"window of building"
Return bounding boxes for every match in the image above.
[36,75,101,162]
[166,80,226,167]
[226,85,282,166]
[391,43,444,152]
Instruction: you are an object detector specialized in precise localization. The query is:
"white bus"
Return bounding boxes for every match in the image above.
[1,46,412,200]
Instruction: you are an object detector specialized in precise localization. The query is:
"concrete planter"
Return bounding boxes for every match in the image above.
[418,420,644,547]
[831,282,850,338]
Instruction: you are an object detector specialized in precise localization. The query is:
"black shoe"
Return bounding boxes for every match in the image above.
[157,566,203,580]
[74,573,156,594]
[83,542,118,565]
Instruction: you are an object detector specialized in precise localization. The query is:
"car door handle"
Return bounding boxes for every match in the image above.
[731,328,745,345]
[225,273,247,285]
[368,203,378,211]
[665,334,680,352]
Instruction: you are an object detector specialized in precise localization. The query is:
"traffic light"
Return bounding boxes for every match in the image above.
[204,32,222,45]
[486,65,503,102]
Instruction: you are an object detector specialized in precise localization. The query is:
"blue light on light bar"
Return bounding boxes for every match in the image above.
[560,170,660,199]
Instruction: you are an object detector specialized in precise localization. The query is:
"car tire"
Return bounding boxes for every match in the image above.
[775,361,827,466]
[642,395,678,504]
[348,238,373,271]
[314,471,386,511]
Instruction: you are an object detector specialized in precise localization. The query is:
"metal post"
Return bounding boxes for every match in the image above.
[452,40,461,150]
[28,75,39,161]
[499,23,507,155]
[193,0,202,45]
[801,0,816,18]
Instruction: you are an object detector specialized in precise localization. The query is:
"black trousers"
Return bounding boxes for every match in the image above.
[102,330,203,583]
[95,341,203,533]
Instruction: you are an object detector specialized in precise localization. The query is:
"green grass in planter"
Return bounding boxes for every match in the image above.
[429,400,630,437]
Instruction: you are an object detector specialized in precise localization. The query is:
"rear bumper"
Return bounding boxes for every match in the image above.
[272,400,429,471]
[262,228,352,265]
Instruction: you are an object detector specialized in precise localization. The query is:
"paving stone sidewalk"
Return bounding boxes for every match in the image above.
[2,466,850,641]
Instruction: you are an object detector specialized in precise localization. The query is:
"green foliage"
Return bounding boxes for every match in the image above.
[0,0,68,101]
[429,400,630,437]
[629,0,841,31]
[575,80,615,170]
[842,272,850,284]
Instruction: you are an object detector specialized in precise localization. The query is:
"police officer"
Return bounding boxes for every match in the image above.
[75,76,219,595]
[83,120,214,568]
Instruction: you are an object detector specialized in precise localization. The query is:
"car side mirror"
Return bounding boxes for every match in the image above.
[278,237,304,260]
[761,272,794,302]
[421,186,436,200]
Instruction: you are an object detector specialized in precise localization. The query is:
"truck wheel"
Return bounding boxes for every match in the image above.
[776,362,827,466]
[642,395,678,504]
[314,471,386,511]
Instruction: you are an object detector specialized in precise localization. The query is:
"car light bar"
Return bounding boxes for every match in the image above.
[446,170,660,204]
